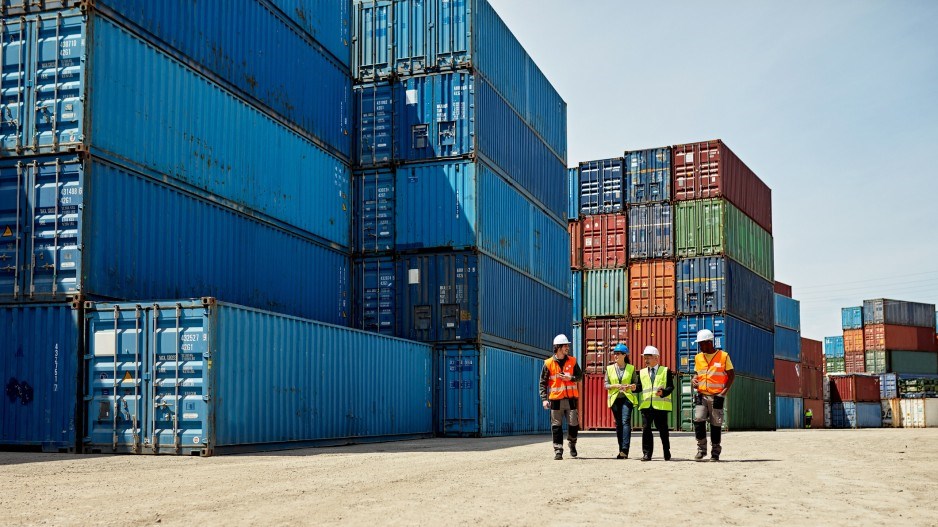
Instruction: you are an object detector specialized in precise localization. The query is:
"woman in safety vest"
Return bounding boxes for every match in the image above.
[604,343,638,459]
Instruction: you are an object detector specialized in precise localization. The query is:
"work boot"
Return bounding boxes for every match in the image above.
[569,443,578,458]
[710,454,720,462]
[641,454,651,462]
[616,449,628,459]
[664,451,671,461]
[554,451,563,461]
[694,449,707,461]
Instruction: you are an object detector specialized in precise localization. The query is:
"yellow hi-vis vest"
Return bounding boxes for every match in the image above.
[638,366,672,411]
[606,363,638,407]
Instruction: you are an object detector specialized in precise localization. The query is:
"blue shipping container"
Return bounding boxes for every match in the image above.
[775,396,803,429]
[625,147,671,204]
[84,299,433,455]
[0,0,78,14]
[628,203,674,260]
[676,256,775,331]
[354,168,395,253]
[399,251,571,354]
[774,326,802,362]
[353,256,397,336]
[863,299,936,328]
[824,336,845,358]
[567,167,578,221]
[1,302,79,451]
[879,373,898,399]
[774,294,801,331]
[572,271,582,324]
[2,12,351,244]
[830,402,882,429]
[842,306,863,330]
[266,0,352,67]
[676,315,774,380]
[579,159,624,215]
[437,344,551,437]
[0,155,349,324]
[352,0,567,161]
[572,324,582,363]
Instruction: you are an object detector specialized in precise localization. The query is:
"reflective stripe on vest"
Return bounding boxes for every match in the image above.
[545,356,579,400]
[695,350,729,396]
[606,363,637,407]
[638,366,671,411]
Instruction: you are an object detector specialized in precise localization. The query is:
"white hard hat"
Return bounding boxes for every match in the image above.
[695,329,715,343]
[642,345,660,356]
[553,334,571,346]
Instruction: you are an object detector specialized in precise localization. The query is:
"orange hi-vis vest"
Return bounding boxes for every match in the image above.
[546,356,579,400]
[695,350,730,396]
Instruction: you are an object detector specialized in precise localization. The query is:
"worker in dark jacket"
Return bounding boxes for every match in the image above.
[634,346,674,461]
[539,334,583,460]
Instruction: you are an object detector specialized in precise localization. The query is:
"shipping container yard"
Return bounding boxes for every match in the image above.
[2,1,938,525]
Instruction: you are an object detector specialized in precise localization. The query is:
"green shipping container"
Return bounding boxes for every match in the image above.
[826,357,846,373]
[865,351,887,374]
[674,198,774,281]
[583,269,628,317]
[888,351,938,375]
[678,375,775,431]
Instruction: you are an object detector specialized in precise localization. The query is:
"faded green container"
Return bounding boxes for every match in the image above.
[583,269,628,317]
[865,351,887,374]
[679,374,775,431]
[888,351,938,375]
[826,357,845,373]
[675,198,774,281]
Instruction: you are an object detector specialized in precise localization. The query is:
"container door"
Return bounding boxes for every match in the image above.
[393,0,428,76]
[0,159,27,298]
[1,16,31,155]
[26,156,81,299]
[437,346,479,436]
[434,0,469,69]
[354,0,392,80]
[30,12,84,154]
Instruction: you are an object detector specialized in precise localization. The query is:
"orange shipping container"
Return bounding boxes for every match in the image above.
[584,318,630,374]
[629,261,676,316]
[569,220,582,269]
[628,317,677,371]
[863,324,938,352]
[581,374,616,430]
[843,329,864,353]
[581,214,627,269]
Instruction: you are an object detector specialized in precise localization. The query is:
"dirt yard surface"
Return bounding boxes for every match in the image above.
[2,428,936,526]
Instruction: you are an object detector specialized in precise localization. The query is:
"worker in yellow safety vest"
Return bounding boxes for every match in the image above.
[691,329,736,462]
[804,408,813,429]
[540,334,583,460]
[605,343,638,459]
[635,346,674,461]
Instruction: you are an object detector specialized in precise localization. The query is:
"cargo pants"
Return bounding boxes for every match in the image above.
[550,398,579,452]
[693,394,724,456]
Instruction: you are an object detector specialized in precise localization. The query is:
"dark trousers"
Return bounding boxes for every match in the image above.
[640,408,670,457]
[550,398,579,451]
[610,398,634,452]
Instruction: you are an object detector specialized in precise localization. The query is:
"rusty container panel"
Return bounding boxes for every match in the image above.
[843,329,864,353]
[801,338,824,368]
[628,317,677,372]
[845,351,866,373]
[803,398,825,428]
[830,374,881,403]
[863,324,938,352]
[774,281,792,297]
[581,214,627,269]
[583,318,630,375]
[671,139,773,234]
[801,366,823,400]
[775,358,802,397]
[628,261,676,317]
[569,220,582,269]
[581,374,616,430]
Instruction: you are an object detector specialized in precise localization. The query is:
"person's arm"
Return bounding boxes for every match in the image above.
[659,369,675,397]
[539,364,550,402]
[721,369,736,396]
[632,371,642,394]
[571,360,583,383]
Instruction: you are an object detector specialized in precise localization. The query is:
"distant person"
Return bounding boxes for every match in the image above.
[635,346,674,461]
[540,334,583,460]
[804,408,813,429]
[605,343,638,459]
[691,329,736,462]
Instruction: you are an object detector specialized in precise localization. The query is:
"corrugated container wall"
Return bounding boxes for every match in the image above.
[85,300,434,455]
[776,396,803,429]
[863,299,936,328]
[829,375,881,403]
[567,168,579,220]
[629,261,676,317]
[581,214,628,270]
[628,203,673,260]
[725,375,776,430]
[843,329,864,353]
[801,338,823,368]
[571,271,582,325]
[583,318,629,374]
[628,317,677,372]
[352,256,397,336]
[579,159,624,216]
[774,326,802,362]
[774,294,801,331]
[568,220,583,269]
[354,168,395,253]
[583,269,629,318]
[774,281,792,297]
[888,351,938,374]
[879,373,899,399]
[775,359,801,397]
[803,398,825,428]
[676,315,773,380]
[581,374,615,430]
[842,307,863,330]
[898,399,938,428]
[830,402,882,429]
[863,324,938,352]
[824,336,845,358]
[801,366,823,400]
[571,324,583,363]
[624,147,671,204]
[676,257,774,331]
[265,0,351,67]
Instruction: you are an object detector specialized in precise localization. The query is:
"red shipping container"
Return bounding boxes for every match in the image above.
[863,324,938,352]
[569,220,582,269]
[800,338,823,368]
[629,261,675,316]
[584,318,629,374]
[844,350,866,373]
[774,358,801,397]
[774,281,792,297]
[803,398,825,428]
[830,374,881,403]
[800,366,823,400]
[628,317,677,371]
[581,374,615,430]
[672,139,773,233]
[581,213,627,269]
[843,329,864,353]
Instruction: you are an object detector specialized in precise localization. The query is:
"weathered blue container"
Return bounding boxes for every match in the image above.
[775,396,803,429]
[436,344,551,437]
[353,256,397,336]
[1,302,79,451]
[571,271,582,324]
[774,294,801,331]
[354,74,566,221]
[352,0,567,161]
[824,336,845,358]
[571,323,582,363]
[0,155,349,324]
[830,402,882,429]
[579,158,624,215]
[628,203,674,260]
[567,167,578,221]
[84,299,433,455]
[624,147,671,204]
[399,251,570,355]
[774,326,802,362]
[88,0,351,158]
[265,0,352,67]
[394,160,568,292]
[842,306,863,330]
[1,12,351,244]
[879,373,899,399]
[676,315,774,380]
[863,299,937,328]
[676,256,774,331]
[354,168,395,253]
[0,0,78,13]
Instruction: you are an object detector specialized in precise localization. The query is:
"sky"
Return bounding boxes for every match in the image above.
[488,0,938,341]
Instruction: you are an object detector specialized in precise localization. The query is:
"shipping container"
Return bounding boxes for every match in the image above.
[671,140,772,233]
[803,398,825,428]
[352,0,568,162]
[567,168,578,221]
[676,256,774,331]
[264,0,352,68]
[842,307,863,330]
[825,357,845,373]
[437,344,551,437]
[773,281,792,298]
[572,271,582,325]
[801,366,823,400]
[830,402,882,429]
[84,299,434,455]
[628,261,675,317]
[898,375,938,398]
[628,203,673,260]
[829,374,881,403]
[89,0,352,158]
[571,323,582,363]
[724,375,776,430]
[627,317,678,372]
[569,220,582,269]
[398,251,570,354]
[845,350,866,374]
[0,12,352,244]
[354,168,395,253]
[583,318,630,374]
[579,159,624,216]
[775,358,801,397]
[897,398,938,428]
[674,198,774,281]
[863,324,938,352]
[843,329,864,353]
[1,302,80,451]
[0,155,350,323]
[582,269,629,318]
[879,373,899,399]
[865,350,938,375]
[881,399,901,428]
[775,396,803,429]
[624,147,671,204]
[801,338,823,368]
[352,256,397,336]
[774,326,802,362]
[863,299,936,328]
[824,336,845,358]
[582,374,679,431]
[581,214,628,270]
[774,294,801,331]
[676,314,774,380]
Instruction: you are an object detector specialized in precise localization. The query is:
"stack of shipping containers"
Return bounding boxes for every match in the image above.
[773,285,803,428]
[800,338,825,428]
[351,0,570,437]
